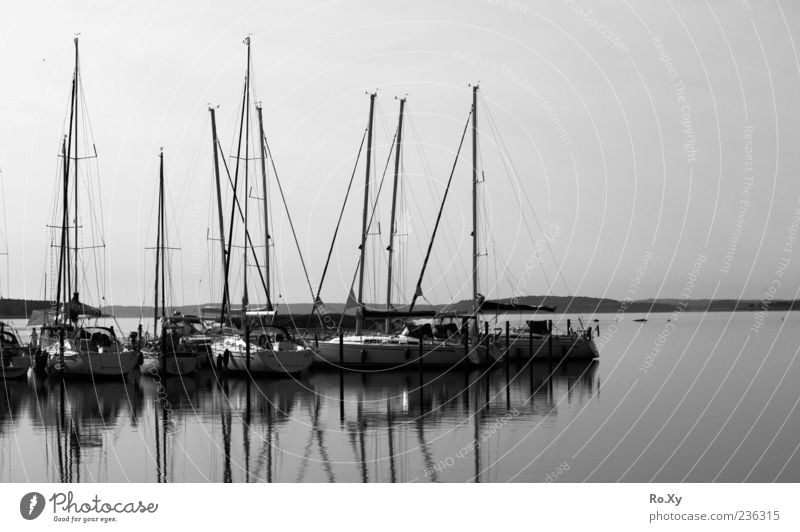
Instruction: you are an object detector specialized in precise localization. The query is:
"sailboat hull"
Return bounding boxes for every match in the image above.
[313,337,492,368]
[211,339,314,374]
[1,355,31,379]
[45,349,140,377]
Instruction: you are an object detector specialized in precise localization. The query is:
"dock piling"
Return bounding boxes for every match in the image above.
[338,329,343,365]
[418,332,424,383]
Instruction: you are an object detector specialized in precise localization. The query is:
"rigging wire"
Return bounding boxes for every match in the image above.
[77,67,108,306]
[405,114,465,304]
[0,169,8,298]
[409,109,472,311]
[216,137,271,309]
[479,92,563,296]
[337,127,399,328]
[263,134,320,305]
[314,127,368,304]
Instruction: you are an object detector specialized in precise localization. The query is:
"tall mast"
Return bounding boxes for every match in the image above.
[222,44,250,327]
[153,150,163,338]
[356,92,376,336]
[160,149,166,322]
[73,36,80,298]
[471,85,479,315]
[256,105,271,311]
[242,36,251,369]
[56,137,69,319]
[59,40,79,321]
[385,97,405,333]
[210,108,229,323]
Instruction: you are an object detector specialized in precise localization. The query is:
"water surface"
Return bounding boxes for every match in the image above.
[1,311,797,482]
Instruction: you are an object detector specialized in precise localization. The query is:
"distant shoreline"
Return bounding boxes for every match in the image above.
[1,296,797,320]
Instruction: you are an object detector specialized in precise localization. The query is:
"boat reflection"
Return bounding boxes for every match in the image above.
[0,360,597,482]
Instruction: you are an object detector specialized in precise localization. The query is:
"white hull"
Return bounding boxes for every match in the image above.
[313,336,493,367]
[211,338,314,374]
[45,348,140,377]
[498,334,599,360]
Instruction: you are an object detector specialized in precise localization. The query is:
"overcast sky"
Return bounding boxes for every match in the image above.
[1,0,800,308]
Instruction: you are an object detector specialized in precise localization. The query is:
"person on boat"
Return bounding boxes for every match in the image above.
[258,334,270,349]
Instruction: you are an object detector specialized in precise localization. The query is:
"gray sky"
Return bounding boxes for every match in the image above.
[1,0,800,308]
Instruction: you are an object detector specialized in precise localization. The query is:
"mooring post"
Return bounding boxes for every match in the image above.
[528,320,534,393]
[463,319,469,362]
[339,328,344,421]
[484,321,489,361]
[418,331,424,382]
[339,328,344,365]
[548,319,553,359]
[339,373,344,423]
[528,321,533,359]
[505,320,510,362]
[505,322,511,408]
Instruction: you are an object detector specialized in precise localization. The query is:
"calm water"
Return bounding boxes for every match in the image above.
[1,311,798,482]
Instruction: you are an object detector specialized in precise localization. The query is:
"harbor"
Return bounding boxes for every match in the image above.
[2,311,799,482]
[1,1,800,502]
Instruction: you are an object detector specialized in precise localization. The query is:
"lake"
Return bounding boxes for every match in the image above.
[1,311,798,482]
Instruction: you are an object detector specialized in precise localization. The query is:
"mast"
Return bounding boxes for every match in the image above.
[356,92,376,336]
[153,150,163,338]
[242,36,251,370]
[256,105,271,311]
[62,51,79,313]
[159,149,167,357]
[385,97,405,333]
[210,108,229,323]
[73,36,80,299]
[55,137,68,317]
[471,85,479,317]
[222,40,250,328]
[160,151,166,323]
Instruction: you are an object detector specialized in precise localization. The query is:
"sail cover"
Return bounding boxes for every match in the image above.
[67,293,102,320]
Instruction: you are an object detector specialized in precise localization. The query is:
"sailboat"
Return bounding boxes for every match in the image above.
[463,87,598,362]
[0,321,31,379]
[39,37,139,377]
[139,149,199,376]
[0,170,29,379]
[207,37,313,375]
[313,92,495,367]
